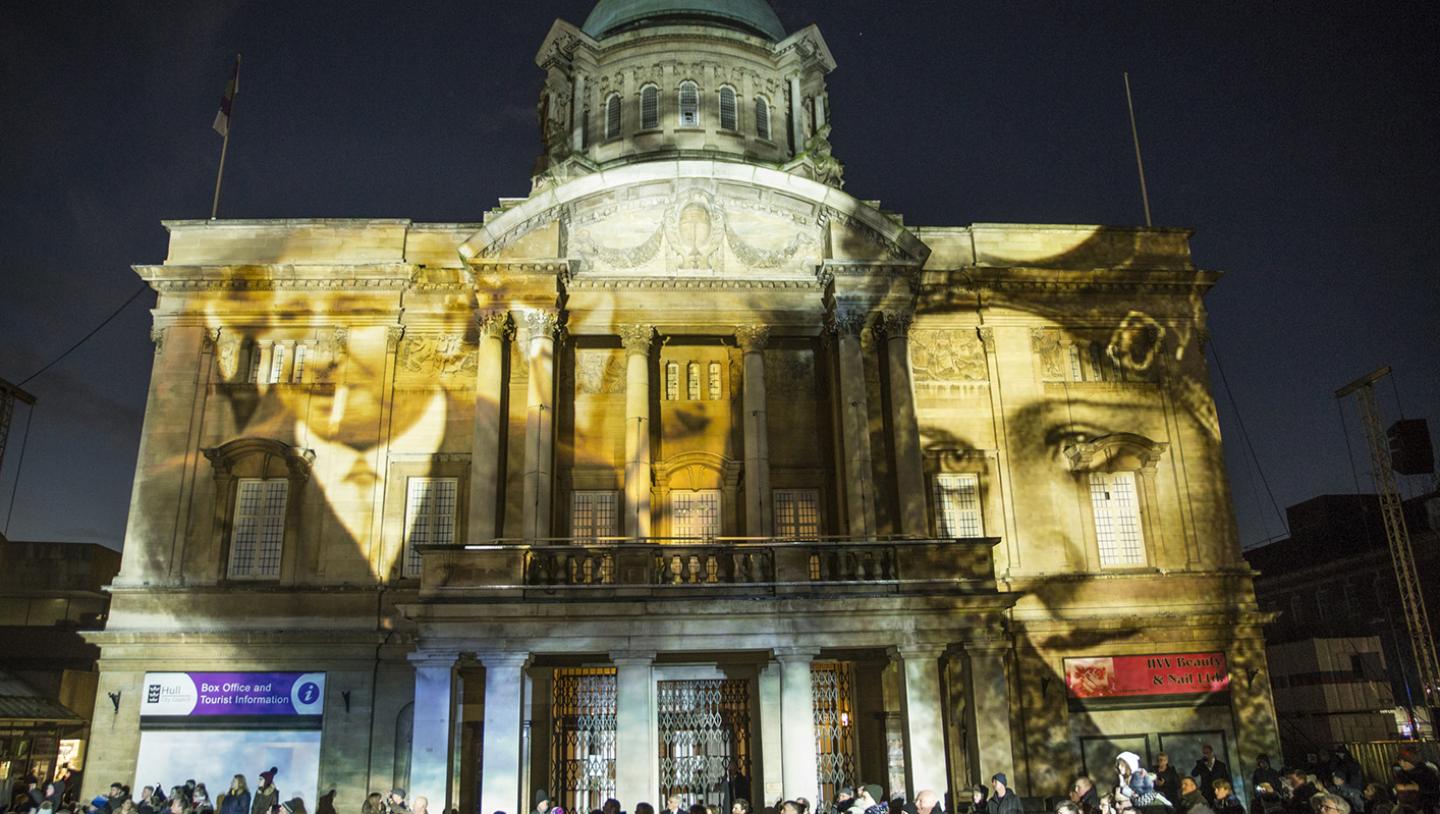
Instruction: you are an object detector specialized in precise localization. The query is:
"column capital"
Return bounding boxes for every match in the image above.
[610,650,657,665]
[618,324,655,356]
[734,324,772,353]
[477,311,512,340]
[408,650,461,669]
[877,311,913,339]
[517,308,562,343]
[828,307,868,338]
[890,643,948,661]
[386,325,407,352]
[774,646,822,663]
[476,650,531,670]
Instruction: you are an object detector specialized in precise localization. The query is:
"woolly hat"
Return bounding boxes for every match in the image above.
[260,768,278,785]
[535,790,551,806]
[992,774,1008,787]
[864,785,884,802]
[1117,752,1142,773]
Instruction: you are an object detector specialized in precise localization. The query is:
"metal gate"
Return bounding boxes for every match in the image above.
[551,668,618,814]
[813,662,858,807]
[658,679,752,807]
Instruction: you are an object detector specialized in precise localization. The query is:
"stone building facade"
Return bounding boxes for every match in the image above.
[84,2,1280,812]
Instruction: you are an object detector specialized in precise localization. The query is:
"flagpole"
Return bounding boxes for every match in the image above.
[211,53,241,220]
[1123,71,1153,228]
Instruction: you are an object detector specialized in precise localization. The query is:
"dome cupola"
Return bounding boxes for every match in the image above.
[581,0,788,41]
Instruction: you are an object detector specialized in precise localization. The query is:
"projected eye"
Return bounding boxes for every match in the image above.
[1044,423,1111,461]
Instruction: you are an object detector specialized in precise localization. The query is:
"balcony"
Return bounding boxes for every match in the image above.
[416,536,1001,602]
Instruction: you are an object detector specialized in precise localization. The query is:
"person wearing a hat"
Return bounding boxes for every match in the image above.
[281,798,307,814]
[385,789,409,814]
[987,775,1020,814]
[250,770,278,814]
[534,791,552,814]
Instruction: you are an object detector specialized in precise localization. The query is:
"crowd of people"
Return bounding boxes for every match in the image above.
[4,746,1436,814]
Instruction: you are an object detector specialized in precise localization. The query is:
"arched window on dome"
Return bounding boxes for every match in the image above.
[718,86,738,131]
[754,96,771,141]
[678,81,700,128]
[605,93,622,140]
[640,84,660,130]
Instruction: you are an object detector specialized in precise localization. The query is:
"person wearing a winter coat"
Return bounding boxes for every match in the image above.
[1117,752,1166,809]
[986,775,1021,814]
[1193,746,1230,806]
[1154,755,1183,807]
[1212,780,1245,814]
[251,770,279,814]
[219,776,250,814]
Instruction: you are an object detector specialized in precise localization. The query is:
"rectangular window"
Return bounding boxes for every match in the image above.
[229,479,288,579]
[665,361,680,401]
[687,362,701,400]
[403,477,457,577]
[247,343,262,383]
[572,490,619,540]
[708,362,722,400]
[269,344,286,383]
[1089,471,1145,567]
[292,344,307,383]
[671,489,721,538]
[933,473,983,537]
[773,489,820,538]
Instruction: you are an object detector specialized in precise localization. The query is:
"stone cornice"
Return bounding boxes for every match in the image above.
[135,263,414,292]
[565,276,820,290]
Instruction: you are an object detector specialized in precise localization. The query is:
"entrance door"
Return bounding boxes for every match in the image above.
[671,490,721,538]
[551,668,618,814]
[657,679,752,807]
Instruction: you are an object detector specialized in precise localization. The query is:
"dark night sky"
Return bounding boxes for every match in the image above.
[2,1,1437,550]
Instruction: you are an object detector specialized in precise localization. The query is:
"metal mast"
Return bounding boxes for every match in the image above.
[1336,366,1440,719]
[0,377,37,476]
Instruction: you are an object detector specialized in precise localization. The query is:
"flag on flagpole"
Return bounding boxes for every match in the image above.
[212,54,241,137]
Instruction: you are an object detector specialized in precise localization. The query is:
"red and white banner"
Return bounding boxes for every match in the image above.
[1064,652,1231,699]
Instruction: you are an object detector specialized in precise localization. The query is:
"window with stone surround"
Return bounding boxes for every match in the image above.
[718,86,737,131]
[678,81,700,128]
[671,489,721,538]
[291,343,307,383]
[571,490,618,540]
[665,361,680,400]
[403,477,457,578]
[1088,471,1145,567]
[933,473,983,537]
[708,362,722,400]
[269,343,286,383]
[755,96,771,140]
[640,85,660,130]
[229,478,288,580]
[605,93,622,140]
[687,362,701,400]
[773,489,820,539]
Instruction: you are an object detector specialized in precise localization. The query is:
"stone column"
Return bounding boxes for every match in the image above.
[619,325,654,538]
[469,312,510,542]
[882,313,929,536]
[777,647,820,803]
[788,76,804,155]
[520,309,561,540]
[894,645,949,800]
[758,661,785,805]
[409,651,461,809]
[572,73,587,152]
[613,652,656,806]
[479,652,530,814]
[832,309,877,537]
[736,325,773,537]
[965,644,1015,786]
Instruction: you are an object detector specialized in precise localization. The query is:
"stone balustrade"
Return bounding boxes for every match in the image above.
[417,536,999,600]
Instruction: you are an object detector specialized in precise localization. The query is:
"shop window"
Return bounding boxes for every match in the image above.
[229,478,288,580]
[708,362,722,400]
[933,473,983,537]
[605,93,622,140]
[773,489,820,539]
[672,489,721,538]
[755,96,771,140]
[572,490,619,540]
[403,477,457,578]
[640,85,660,130]
[678,81,699,127]
[1089,471,1145,567]
[719,86,737,131]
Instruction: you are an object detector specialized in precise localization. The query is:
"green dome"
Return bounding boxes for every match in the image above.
[581,0,787,41]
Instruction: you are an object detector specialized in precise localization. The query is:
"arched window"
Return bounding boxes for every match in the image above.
[203,437,313,582]
[754,96,771,140]
[605,93,622,140]
[678,81,699,128]
[718,86,737,131]
[665,361,680,401]
[708,362,722,400]
[687,362,701,400]
[640,85,660,130]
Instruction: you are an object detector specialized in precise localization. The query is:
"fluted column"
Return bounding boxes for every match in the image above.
[736,325,773,537]
[777,647,820,803]
[469,312,510,542]
[894,644,949,801]
[619,325,654,538]
[520,309,561,540]
[832,309,877,537]
[882,313,929,535]
[612,651,657,806]
[479,651,529,814]
[409,651,461,809]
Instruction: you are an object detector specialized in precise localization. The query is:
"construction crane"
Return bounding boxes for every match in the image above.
[1336,366,1440,725]
[0,377,37,477]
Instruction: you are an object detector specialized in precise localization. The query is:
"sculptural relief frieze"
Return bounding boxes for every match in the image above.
[575,349,627,395]
[909,329,988,384]
[398,334,477,381]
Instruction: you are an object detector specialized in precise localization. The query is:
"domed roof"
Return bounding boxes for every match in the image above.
[581,0,787,41]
